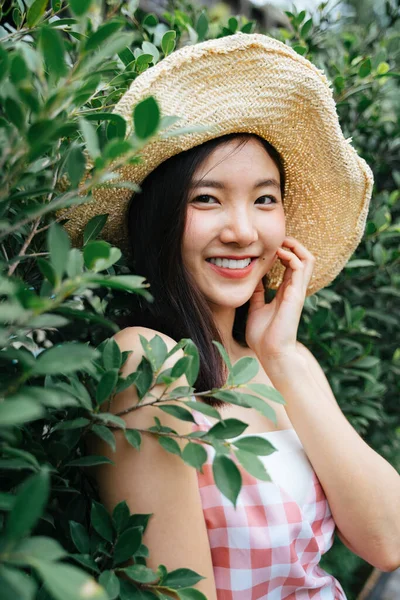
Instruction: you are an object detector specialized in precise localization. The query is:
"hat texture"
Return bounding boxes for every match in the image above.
[65,32,374,295]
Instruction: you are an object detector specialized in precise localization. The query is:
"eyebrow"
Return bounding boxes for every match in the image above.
[189,178,281,191]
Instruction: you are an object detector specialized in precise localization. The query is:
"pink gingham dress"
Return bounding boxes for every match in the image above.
[192,409,347,599]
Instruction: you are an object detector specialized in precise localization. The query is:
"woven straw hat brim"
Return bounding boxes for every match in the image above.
[65,32,373,295]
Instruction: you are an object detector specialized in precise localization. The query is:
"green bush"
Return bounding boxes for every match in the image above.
[0,1,399,599]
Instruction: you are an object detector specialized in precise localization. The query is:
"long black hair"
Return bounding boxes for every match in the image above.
[126,133,285,406]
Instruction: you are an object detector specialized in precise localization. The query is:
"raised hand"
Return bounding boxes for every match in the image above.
[246,236,315,362]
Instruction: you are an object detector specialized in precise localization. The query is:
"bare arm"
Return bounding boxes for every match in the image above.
[262,341,400,572]
[87,326,218,599]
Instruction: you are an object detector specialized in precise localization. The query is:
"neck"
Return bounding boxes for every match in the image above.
[209,304,245,360]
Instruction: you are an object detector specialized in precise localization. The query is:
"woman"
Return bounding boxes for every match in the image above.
[77,33,400,599]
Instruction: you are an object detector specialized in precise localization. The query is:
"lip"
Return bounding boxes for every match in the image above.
[206,257,257,279]
[207,255,257,260]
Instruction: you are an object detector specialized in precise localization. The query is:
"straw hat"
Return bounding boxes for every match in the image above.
[64,32,374,295]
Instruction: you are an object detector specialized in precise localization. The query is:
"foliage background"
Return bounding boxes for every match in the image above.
[0,0,399,598]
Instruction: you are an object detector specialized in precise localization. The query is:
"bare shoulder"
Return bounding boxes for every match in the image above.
[113,325,184,377]
[88,326,218,597]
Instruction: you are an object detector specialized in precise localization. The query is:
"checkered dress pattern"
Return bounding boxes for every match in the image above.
[192,410,347,599]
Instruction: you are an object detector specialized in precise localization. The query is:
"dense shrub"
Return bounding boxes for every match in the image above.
[0,1,399,599]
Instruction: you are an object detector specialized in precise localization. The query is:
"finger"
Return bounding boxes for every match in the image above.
[282,237,315,263]
[279,242,315,289]
[276,248,307,293]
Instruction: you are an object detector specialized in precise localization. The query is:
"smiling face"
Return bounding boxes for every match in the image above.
[182,137,286,309]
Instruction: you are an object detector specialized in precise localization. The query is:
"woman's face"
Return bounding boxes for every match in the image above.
[182,138,286,309]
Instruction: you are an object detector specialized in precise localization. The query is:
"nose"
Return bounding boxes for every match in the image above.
[219,205,258,246]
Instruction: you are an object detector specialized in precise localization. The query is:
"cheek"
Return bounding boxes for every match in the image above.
[182,210,214,257]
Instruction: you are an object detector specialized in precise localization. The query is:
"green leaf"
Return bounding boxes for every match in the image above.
[99,570,120,600]
[66,144,86,188]
[91,500,114,543]
[142,41,159,64]
[84,274,150,295]
[69,0,92,17]
[4,97,25,129]
[238,393,277,425]
[293,45,307,56]
[359,58,372,78]
[112,501,130,534]
[96,368,119,405]
[212,340,232,369]
[212,454,242,507]
[241,21,255,33]
[124,429,142,450]
[119,564,158,584]
[87,113,127,138]
[83,240,120,272]
[0,493,16,511]
[171,356,192,379]
[85,21,124,52]
[158,405,196,422]
[183,340,200,386]
[354,356,380,368]
[140,333,168,372]
[0,44,9,83]
[235,449,271,481]
[234,436,277,456]
[69,554,100,573]
[129,356,151,400]
[82,214,108,245]
[91,425,116,452]
[196,13,208,41]
[94,413,126,429]
[345,259,375,268]
[143,13,158,27]
[0,398,44,426]
[158,436,181,456]
[27,0,47,28]
[54,417,90,430]
[48,223,70,281]
[40,26,67,79]
[161,30,176,56]
[70,521,90,554]
[115,371,138,394]
[164,568,204,590]
[208,418,248,439]
[33,343,99,375]
[0,565,37,600]
[66,455,114,467]
[300,18,313,38]
[33,560,107,600]
[12,536,67,564]
[102,337,122,370]
[6,470,50,540]
[79,117,100,159]
[10,53,28,84]
[246,383,285,404]
[177,590,207,600]
[113,527,142,566]
[66,248,84,278]
[133,96,160,139]
[229,356,259,384]
[181,442,207,471]
[184,400,220,420]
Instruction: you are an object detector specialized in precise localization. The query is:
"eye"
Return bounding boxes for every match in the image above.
[255,195,277,205]
[191,195,218,204]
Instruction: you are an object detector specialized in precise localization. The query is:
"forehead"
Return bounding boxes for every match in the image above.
[193,138,280,178]
[191,138,281,188]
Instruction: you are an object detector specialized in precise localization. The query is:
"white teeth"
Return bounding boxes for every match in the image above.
[209,257,252,269]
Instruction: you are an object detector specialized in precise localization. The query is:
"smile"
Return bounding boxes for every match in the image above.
[206,257,257,279]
